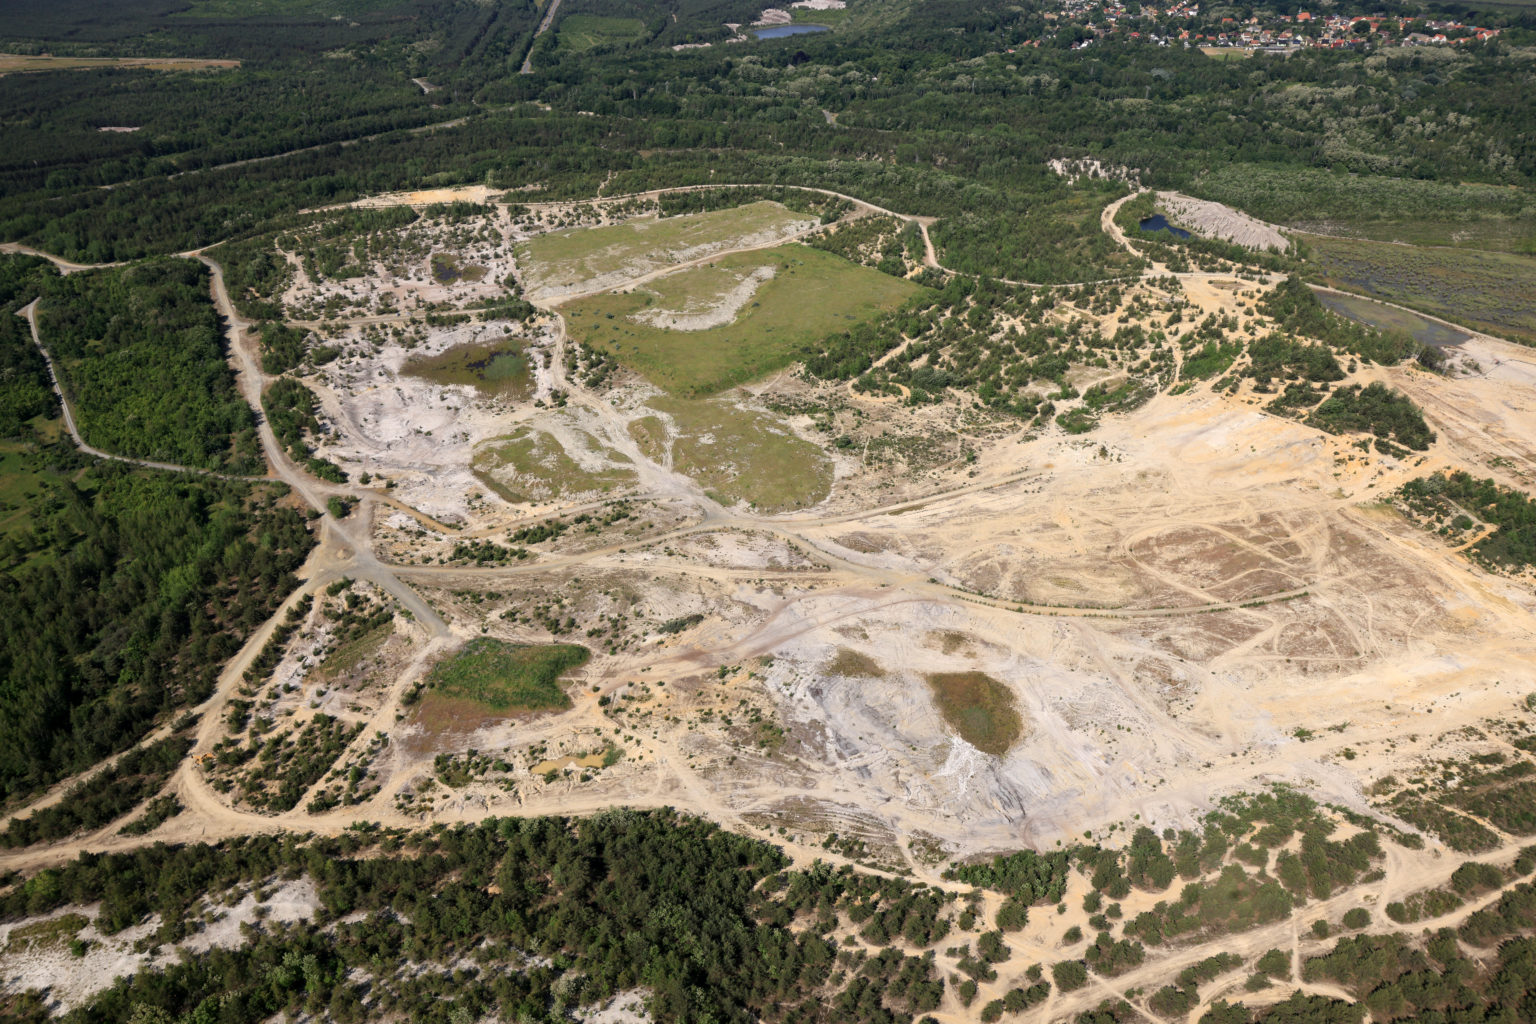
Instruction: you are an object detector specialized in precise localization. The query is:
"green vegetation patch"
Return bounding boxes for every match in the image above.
[924,672,1023,757]
[557,14,647,52]
[425,638,589,713]
[517,201,813,298]
[1305,234,1536,346]
[828,648,884,678]
[1194,164,1536,252]
[430,252,487,284]
[36,258,261,472]
[405,340,533,401]
[1308,382,1435,451]
[472,426,635,504]
[1401,472,1536,570]
[629,396,832,512]
[565,245,920,396]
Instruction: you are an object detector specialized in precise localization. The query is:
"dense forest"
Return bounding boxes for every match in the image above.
[34,259,261,472]
[2,804,1536,1024]
[0,256,59,437]
[1,811,948,1024]
[0,0,1531,282]
[0,462,313,804]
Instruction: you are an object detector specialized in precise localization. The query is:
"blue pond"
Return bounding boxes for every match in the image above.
[1139,214,1191,239]
[753,23,831,38]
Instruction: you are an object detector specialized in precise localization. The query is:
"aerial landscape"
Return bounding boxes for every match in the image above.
[2,0,1536,1021]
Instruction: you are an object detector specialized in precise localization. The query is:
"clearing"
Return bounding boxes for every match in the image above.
[557,14,647,51]
[514,201,818,302]
[0,53,238,74]
[629,395,832,512]
[564,244,921,395]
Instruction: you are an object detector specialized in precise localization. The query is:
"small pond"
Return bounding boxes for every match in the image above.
[1311,287,1472,348]
[1139,214,1191,239]
[753,23,831,38]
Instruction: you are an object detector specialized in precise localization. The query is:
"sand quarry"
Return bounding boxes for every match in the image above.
[207,193,1536,863]
[6,186,1536,1014]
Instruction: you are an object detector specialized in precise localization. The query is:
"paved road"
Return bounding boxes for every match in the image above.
[520,0,563,74]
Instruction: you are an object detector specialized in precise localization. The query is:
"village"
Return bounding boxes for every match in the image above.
[1044,0,1500,51]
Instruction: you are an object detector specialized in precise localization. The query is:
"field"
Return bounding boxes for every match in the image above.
[515,201,817,301]
[556,14,646,51]
[1303,234,1536,345]
[564,244,921,395]
[404,340,533,400]
[472,426,636,503]
[422,639,589,712]
[0,53,238,73]
[630,396,832,512]
[924,672,1024,757]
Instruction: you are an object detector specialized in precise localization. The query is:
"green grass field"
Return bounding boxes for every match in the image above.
[516,201,814,299]
[472,426,635,504]
[1303,234,1536,345]
[556,14,646,51]
[565,244,921,395]
[424,639,589,712]
[630,396,832,512]
[925,672,1024,757]
[405,340,533,400]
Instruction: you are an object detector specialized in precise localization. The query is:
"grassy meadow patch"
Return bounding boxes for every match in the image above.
[629,396,832,512]
[472,426,635,504]
[828,648,884,678]
[567,244,921,395]
[1303,234,1536,345]
[557,14,646,51]
[517,201,813,298]
[423,639,589,713]
[925,671,1023,757]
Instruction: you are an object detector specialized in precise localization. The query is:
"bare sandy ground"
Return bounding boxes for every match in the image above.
[1157,191,1291,251]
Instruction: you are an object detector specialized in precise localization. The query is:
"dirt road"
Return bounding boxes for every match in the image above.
[18,300,259,479]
